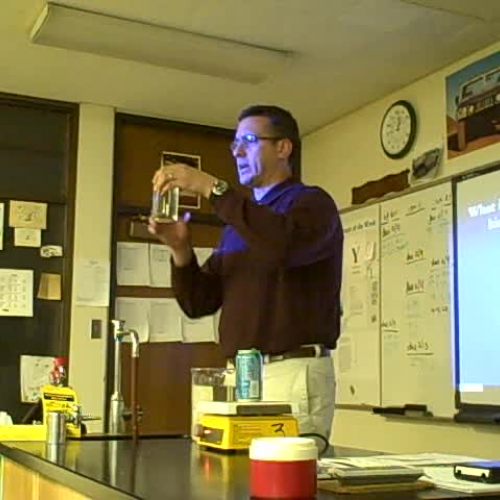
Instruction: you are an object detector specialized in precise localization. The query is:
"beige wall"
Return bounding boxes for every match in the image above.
[5,34,500,447]
[303,41,500,210]
[69,104,115,431]
[303,41,500,456]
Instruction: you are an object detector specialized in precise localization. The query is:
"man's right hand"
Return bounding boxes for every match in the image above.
[148,212,193,267]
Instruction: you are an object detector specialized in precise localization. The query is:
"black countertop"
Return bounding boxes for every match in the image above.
[0,437,482,500]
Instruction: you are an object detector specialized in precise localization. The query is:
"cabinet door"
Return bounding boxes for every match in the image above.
[2,458,37,500]
[113,114,235,433]
[38,474,90,500]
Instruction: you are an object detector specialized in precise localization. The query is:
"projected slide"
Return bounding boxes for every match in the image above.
[455,167,500,406]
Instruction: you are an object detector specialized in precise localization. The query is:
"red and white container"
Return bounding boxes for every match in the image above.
[250,437,318,499]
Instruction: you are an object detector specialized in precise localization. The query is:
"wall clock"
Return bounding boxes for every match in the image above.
[380,100,417,159]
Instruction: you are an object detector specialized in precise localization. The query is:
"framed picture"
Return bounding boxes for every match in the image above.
[446,50,500,159]
[161,151,201,209]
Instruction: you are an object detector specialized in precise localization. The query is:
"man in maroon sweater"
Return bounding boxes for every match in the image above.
[149,105,343,438]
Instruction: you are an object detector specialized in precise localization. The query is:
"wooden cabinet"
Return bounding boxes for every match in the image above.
[38,475,89,500]
[2,457,90,500]
[2,458,36,500]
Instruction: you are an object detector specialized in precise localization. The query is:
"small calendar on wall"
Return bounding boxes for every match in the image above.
[0,268,33,317]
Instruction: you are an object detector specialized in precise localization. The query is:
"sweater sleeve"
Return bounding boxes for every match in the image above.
[211,187,341,267]
[171,252,223,318]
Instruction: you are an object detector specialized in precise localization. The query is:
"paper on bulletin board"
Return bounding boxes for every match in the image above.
[74,259,110,307]
[9,200,47,229]
[149,244,171,287]
[182,313,219,343]
[20,355,55,403]
[0,202,4,250]
[0,268,34,317]
[149,298,183,342]
[116,242,150,286]
[40,245,63,258]
[194,247,213,266]
[14,228,41,248]
[37,273,61,301]
[115,297,149,343]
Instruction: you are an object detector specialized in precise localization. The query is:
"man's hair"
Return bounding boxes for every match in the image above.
[238,104,301,172]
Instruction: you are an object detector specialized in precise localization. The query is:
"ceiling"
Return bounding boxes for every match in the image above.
[1,0,500,134]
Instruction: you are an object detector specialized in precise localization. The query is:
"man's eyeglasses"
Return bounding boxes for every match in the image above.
[230,133,282,152]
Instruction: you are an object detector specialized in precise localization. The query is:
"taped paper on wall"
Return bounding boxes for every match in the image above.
[182,313,219,343]
[149,298,182,342]
[113,297,219,344]
[116,242,149,286]
[74,259,110,307]
[115,297,149,343]
[149,244,171,287]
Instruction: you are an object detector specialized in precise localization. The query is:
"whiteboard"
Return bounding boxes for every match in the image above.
[335,204,381,406]
[380,182,455,418]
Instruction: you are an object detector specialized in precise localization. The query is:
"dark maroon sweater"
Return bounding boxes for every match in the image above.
[172,179,343,357]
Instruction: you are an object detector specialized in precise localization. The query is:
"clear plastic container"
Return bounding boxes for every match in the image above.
[190,367,235,438]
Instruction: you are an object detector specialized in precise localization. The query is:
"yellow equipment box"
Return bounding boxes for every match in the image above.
[194,401,298,451]
[0,383,83,442]
[0,424,46,441]
[41,383,81,438]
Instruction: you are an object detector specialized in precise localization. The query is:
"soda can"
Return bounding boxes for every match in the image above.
[235,349,263,401]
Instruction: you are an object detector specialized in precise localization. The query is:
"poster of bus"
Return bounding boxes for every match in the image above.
[446,51,500,159]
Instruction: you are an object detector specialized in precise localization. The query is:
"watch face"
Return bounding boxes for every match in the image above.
[213,179,229,196]
[380,100,417,159]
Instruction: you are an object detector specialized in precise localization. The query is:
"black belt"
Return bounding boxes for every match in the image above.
[227,345,330,366]
[265,344,330,364]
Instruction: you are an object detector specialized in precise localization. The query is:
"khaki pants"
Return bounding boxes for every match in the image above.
[262,356,336,440]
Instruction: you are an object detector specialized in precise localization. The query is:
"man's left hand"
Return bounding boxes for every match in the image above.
[152,163,217,199]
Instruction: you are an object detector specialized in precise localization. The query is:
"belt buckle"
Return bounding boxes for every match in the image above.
[300,344,321,358]
[265,354,284,364]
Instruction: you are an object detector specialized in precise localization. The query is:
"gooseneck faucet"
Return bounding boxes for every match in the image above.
[109,319,140,443]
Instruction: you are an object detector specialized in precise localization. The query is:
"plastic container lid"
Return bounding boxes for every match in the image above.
[250,437,318,462]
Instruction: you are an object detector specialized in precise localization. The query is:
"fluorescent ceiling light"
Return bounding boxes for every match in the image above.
[30,3,292,84]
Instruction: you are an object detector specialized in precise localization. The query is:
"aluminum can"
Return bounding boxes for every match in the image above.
[46,411,67,445]
[235,349,263,401]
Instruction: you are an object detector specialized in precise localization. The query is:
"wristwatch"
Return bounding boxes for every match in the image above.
[210,178,230,199]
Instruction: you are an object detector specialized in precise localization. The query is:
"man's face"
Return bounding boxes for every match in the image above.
[232,116,281,188]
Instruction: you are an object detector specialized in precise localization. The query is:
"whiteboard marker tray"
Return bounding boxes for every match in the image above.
[197,400,293,416]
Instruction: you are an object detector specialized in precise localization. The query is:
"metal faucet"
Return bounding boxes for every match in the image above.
[109,319,141,443]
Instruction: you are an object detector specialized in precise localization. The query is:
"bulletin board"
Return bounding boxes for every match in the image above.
[0,94,78,422]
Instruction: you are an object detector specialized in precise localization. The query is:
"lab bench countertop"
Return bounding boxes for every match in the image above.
[0,437,493,500]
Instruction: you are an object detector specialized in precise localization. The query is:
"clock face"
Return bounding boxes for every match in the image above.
[380,100,417,159]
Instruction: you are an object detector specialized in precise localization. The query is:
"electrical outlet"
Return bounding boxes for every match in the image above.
[91,319,102,339]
